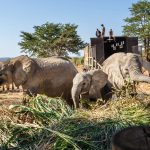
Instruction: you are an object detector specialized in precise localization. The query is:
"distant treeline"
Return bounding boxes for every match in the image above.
[0,57,10,62]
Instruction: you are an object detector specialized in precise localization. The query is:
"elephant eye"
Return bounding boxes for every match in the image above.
[82,82,86,86]
[0,73,2,76]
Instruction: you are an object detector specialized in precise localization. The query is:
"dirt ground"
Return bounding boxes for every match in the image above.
[136,82,150,94]
[0,91,23,107]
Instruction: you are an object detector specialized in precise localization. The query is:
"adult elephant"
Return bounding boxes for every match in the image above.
[0,55,77,106]
[102,52,150,90]
[71,69,108,108]
[0,61,15,92]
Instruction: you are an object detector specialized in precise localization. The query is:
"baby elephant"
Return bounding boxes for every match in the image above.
[72,69,108,108]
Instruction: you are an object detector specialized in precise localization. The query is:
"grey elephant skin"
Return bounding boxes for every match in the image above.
[0,55,77,105]
[71,69,108,108]
[0,61,15,91]
[102,52,150,89]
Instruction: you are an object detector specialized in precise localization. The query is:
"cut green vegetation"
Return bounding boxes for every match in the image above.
[0,95,150,150]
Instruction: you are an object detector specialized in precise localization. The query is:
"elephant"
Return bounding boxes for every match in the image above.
[0,61,15,92]
[71,69,108,108]
[112,126,150,150]
[0,55,77,106]
[102,52,150,91]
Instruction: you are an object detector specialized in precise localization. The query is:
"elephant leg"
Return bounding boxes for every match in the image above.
[101,84,113,101]
[64,92,74,108]
[66,98,74,108]
[60,85,74,108]
[2,85,5,91]
[0,86,2,92]
[12,83,14,91]
[6,84,9,91]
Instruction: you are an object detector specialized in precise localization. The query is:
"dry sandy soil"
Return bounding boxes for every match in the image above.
[0,91,23,107]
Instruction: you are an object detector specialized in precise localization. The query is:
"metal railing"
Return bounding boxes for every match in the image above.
[87,57,102,70]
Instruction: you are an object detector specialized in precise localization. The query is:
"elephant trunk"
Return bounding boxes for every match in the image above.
[128,57,150,83]
[71,85,81,109]
[130,72,150,83]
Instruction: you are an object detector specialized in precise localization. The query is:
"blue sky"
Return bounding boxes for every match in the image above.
[0,0,139,57]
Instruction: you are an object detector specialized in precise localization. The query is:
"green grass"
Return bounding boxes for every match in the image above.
[0,95,150,150]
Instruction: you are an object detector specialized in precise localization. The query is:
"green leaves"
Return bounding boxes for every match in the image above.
[123,0,150,36]
[19,23,86,57]
[123,1,150,36]
[10,95,73,125]
[1,95,150,149]
[123,0,150,59]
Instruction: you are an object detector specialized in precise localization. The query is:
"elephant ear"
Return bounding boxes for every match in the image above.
[90,69,108,88]
[12,56,36,86]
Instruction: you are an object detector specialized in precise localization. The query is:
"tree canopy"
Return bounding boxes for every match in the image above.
[123,0,150,59]
[19,23,86,57]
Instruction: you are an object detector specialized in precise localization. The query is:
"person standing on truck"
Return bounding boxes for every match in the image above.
[109,29,115,41]
[101,24,105,38]
[96,28,101,38]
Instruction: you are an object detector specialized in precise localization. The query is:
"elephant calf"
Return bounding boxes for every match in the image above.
[0,55,77,106]
[71,69,108,108]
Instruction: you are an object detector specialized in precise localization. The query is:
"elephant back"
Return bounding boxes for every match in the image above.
[33,57,77,74]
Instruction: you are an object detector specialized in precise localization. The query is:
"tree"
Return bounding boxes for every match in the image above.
[19,23,86,57]
[123,0,150,60]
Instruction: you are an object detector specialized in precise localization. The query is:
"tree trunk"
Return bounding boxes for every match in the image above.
[144,38,150,61]
[148,37,150,60]
[144,38,148,60]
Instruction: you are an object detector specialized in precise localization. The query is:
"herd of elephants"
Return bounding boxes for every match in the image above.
[0,52,150,108]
